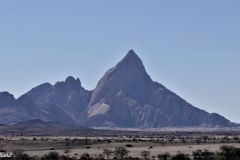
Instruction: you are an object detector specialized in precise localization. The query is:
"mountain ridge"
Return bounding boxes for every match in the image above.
[0,50,238,128]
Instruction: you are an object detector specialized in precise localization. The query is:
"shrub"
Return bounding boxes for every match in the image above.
[41,152,60,160]
[114,147,129,160]
[80,153,92,160]
[103,149,113,159]
[193,149,215,160]
[125,144,133,148]
[157,153,171,160]
[171,153,191,160]
[219,145,240,160]
[141,151,151,160]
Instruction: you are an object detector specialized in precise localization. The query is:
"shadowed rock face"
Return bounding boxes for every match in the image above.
[0,50,236,127]
[0,92,15,107]
[16,77,91,125]
[0,77,91,125]
[0,92,29,124]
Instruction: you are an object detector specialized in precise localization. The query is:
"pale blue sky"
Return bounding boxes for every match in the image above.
[0,1,240,123]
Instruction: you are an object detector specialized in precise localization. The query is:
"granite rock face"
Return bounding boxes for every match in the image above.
[0,50,236,127]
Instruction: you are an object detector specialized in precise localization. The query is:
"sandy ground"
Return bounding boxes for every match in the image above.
[24,143,240,158]
[2,136,240,158]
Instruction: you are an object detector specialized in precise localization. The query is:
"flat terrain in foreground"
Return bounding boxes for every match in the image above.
[24,142,240,157]
[1,132,240,158]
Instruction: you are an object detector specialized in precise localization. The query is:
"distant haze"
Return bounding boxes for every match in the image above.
[0,1,239,123]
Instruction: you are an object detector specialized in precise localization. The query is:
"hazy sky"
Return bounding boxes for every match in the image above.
[0,1,240,123]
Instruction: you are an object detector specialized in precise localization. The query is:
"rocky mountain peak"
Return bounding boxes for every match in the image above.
[0,92,15,100]
[65,76,81,88]
[54,76,82,92]
[116,49,145,73]
[0,91,15,106]
[65,76,81,84]
[88,50,152,107]
[121,49,140,62]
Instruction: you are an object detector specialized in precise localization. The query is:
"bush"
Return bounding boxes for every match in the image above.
[103,149,113,159]
[157,153,171,160]
[127,156,141,160]
[219,145,240,160]
[41,152,61,160]
[80,153,92,160]
[193,150,215,160]
[171,153,191,160]
[141,151,151,160]
[114,147,129,160]
[125,144,133,148]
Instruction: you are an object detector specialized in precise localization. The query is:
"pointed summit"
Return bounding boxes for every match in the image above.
[88,50,152,107]
[117,49,144,70]
[125,49,139,59]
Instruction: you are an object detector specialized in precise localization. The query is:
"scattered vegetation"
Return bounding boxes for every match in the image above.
[0,145,239,160]
[1,134,240,160]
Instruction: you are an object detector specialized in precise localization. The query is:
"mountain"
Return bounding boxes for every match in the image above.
[0,92,30,124]
[17,76,91,125]
[0,50,237,128]
[0,77,91,125]
[87,50,234,127]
